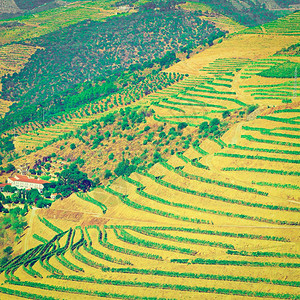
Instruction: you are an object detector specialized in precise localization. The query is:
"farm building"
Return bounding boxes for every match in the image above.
[7,174,50,192]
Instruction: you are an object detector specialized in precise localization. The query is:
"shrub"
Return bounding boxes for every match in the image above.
[104,170,112,179]
[222,110,230,118]
[177,122,188,130]
[246,105,258,115]
[209,118,220,127]
[70,143,76,150]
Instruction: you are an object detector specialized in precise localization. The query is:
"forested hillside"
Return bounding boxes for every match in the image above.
[190,0,294,26]
[0,7,225,132]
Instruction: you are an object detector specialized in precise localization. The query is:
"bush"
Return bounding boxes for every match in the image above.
[199,121,209,132]
[5,164,15,173]
[127,135,134,141]
[210,118,220,127]
[104,170,112,179]
[222,110,230,118]
[247,105,258,115]
[108,153,114,160]
[177,122,188,130]
[114,160,136,177]
[70,143,76,150]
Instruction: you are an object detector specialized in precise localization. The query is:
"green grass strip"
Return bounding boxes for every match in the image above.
[47,275,300,299]
[0,286,59,300]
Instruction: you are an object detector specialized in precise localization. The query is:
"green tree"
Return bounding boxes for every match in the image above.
[104,169,112,179]
[222,110,230,118]
[114,160,136,177]
[55,163,92,197]
[210,118,220,127]
[5,164,15,173]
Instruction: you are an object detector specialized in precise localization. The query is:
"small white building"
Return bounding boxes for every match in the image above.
[7,174,50,193]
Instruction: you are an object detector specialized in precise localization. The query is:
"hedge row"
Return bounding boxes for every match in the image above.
[46,274,300,299]
[114,225,235,249]
[242,126,300,139]
[55,253,84,272]
[242,134,300,147]
[174,258,300,268]
[115,227,197,255]
[83,241,132,266]
[228,143,300,155]
[100,265,298,287]
[33,234,48,244]
[214,152,300,164]
[151,101,185,112]
[121,225,289,242]
[7,280,158,300]
[0,286,58,300]
[105,186,210,224]
[192,144,209,155]
[222,167,300,176]
[227,250,300,259]
[76,192,107,214]
[99,232,162,261]
[257,115,300,125]
[176,153,209,169]
[252,181,300,190]
[160,161,267,195]
[135,170,299,215]
[38,216,64,234]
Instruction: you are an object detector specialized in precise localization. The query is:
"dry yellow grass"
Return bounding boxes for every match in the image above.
[167,34,299,75]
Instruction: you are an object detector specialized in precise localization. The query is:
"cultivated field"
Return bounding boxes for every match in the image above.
[2,105,299,299]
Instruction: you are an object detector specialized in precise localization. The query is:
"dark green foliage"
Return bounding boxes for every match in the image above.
[114,159,136,177]
[77,192,107,214]
[246,105,258,115]
[14,0,52,10]
[177,122,188,130]
[0,135,14,154]
[222,167,300,176]
[1,9,224,132]
[196,0,285,26]
[55,163,92,197]
[222,110,230,118]
[0,286,58,300]
[215,152,300,164]
[227,250,300,259]
[175,258,300,269]
[104,169,112,179]
[260,62,300,78]
[275,42,300,56]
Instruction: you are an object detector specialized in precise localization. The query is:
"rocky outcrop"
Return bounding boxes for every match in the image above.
[0,0,22,14]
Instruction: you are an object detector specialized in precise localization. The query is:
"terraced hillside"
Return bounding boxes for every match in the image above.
[1,105,299,299]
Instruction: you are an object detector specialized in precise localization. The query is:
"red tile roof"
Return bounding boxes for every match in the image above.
[0,183,11,187]
[8,175,50,184]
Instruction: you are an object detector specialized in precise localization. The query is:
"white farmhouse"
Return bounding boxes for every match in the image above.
[7,174,50,193]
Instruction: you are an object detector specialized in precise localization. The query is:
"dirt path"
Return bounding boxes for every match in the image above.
[231,121,245,145]
[24,207,37,252]
[45,207,299,229]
